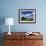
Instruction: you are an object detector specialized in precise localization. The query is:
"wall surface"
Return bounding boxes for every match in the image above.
[0,0,46,46]
[0,0,46,32]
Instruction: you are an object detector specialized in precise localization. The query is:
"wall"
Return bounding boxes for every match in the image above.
[0,0,46,32]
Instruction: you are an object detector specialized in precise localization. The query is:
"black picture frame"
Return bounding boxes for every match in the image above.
[18,9,36,23]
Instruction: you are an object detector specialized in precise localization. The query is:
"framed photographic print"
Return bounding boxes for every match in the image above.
[18,9,36,23]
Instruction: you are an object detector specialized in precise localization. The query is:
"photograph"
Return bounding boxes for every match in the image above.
[19,9,36,23]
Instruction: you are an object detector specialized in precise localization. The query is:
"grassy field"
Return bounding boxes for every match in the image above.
[21,18,33,21]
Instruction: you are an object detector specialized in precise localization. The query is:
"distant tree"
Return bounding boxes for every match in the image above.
[21,17,26,20]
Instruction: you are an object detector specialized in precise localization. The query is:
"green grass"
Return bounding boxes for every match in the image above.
[21,18,33,21]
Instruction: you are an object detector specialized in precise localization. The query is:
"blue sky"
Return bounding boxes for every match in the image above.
[21,11,33,15]
[21,11,33,18]
[21,13,33,18]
